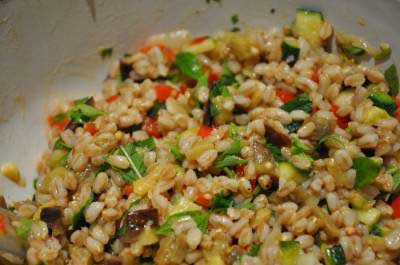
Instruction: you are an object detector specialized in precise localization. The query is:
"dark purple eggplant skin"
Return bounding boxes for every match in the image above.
[0,196,7,209]
[264,123,291,147]
[127,208,159,234]
[40,207,62,224]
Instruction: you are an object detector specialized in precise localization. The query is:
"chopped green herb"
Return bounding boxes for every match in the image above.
[290,138,313,155]
[68,103,104,126]
[231,14,239,24]
[73,96,93,105]
[210,192,234,212]
[370,223,384,237]
[16,219,33,240]
[156,211,209,236]
[387,167,400,193]
[385,64,399,96]
[175,52,203,79]
[280,93,312,113]
[229,123,239,139]
[238,201,256,210]
[319,134,344,148]
[223,167,236,178]
[285,121,303,133]
[119,146,146,180]
[148,101,166,118]
[353,157,382,189]
[248,244,261,256]
[324,244,346,265]
[132,137,156,151]
[99,47,113,59]
[51,112,68,123]
[209,70,237,117]
[267,143,285,162]
[33,178,38,190]
[368,90,397,115]
[221,140,242,157]
[170,145,184,162]
[53,138,72,151]
[71,192,94,231]
[215,155,247,168]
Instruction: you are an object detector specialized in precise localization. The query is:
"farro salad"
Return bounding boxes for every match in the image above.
[2,8,400,265]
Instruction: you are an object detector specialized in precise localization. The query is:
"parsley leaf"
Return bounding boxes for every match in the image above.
[280,93,312,113]
[71,192,94,231]
[170,145,184,162]
[120,146,146,180]
[53,138,72,151]
[290,138,313,155]
[147,101,166,118]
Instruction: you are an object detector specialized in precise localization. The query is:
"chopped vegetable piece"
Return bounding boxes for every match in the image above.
[223,167,236,178]
[324,244,346,265]
[1,162,21,184]
[16,219,33,240]
[248,244,261,257]
[208,72,219,86]
[280,93,312,113]
[220,140,241,157]
[278,162,307,188]
[391,195,400,219]
[198,125,213,138]
[229,123,239,139]
[311,66,320,83]
[127,208,159,237]
[191,36,209,45]
[275,88,296,103]
[142,117,161,138]
[353,157,381,189]
[175,52,203,79]
[385,64,399,96]
[319,134,345,148]
[155,84,175,102]
[373,43,391,60]
[281,38,300,65]
[122,184,134,197]
[170,145,184,162]
[141,44,174,63]
[71,192,94,231]
[357,208,381,226]
[84,122,98,136]
[195,195,211,208]
[186,38,216,54]
[119,145,146,180]
[368,90,396,115]
[388,167,400,193]
[267,143,285,162]
[330,103,350,129]
[0,213,6,234]
[363,106,389,125]
[99,47,113,59]
[106,94,119,103]
[214,155,247,168]
[156,211,209,236]
[293,9,324,47]
[235,164,245,177]
[238,202,255,210]
[48,116,70,132]
[279,240,300,265]
[210,192,234,212]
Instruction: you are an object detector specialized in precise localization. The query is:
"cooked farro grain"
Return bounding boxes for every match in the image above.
[3,8,400,265]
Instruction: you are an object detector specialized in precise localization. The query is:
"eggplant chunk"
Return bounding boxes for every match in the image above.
[0,196,7,209]
[40,207,62,225]
[127,208,159,235]
[265,120,291,147]
[308,112,335,141]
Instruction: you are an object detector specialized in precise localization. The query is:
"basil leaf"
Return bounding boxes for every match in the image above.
[248,244,261,257]
[133,137,156,151]
[148,101,166,118]
[285,121,303,133]
[170,145,184,162]
[53,138,72,151]
[215,155,247,168]
[156,211,209,236]
[267,143,284,162]
[221,140,241,157]
[290,138,313,155]
[385,64,399,96]
[16,219,33,240]
[175,52,203,79]
[353,157,382,189]
[75,104,104,119]
[280,93,312,113]
[71,192,94,231]
[210,192,234,212]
